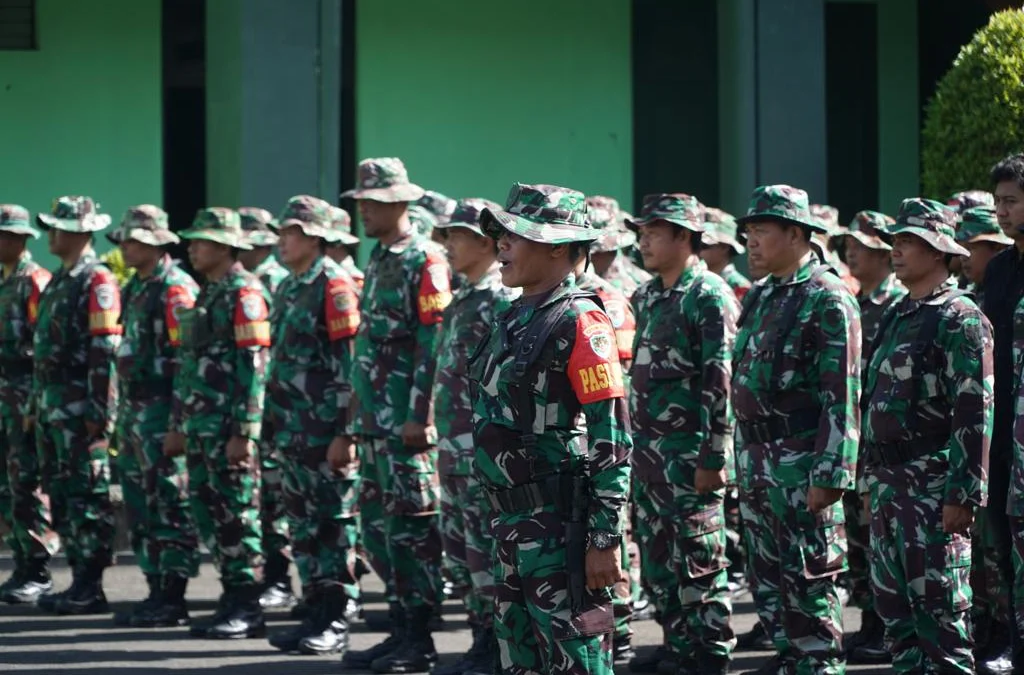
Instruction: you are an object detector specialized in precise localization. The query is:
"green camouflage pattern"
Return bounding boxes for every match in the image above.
[0,204,41,238]
[625,193,705,232]
[861,277,993,673]
[439,473,495,629]
[107,205,179,247]
[0,254,58,567]
[599,252,651,300]
[116,255,201,578]
[883,198,969,257]
[857,274,907,354]
[810,204,841,235]
[238,207,280,248]
[251,256,289,298]
[275,195,335,240]
[587,195,636,253]
[1011,299,1024,638]
[956,205,1014,246]
[435,198,502,238]
[736,184,824,232]
[408,204,438,237]
[342,157,425,203]
[947,190,994,214]
[481,183,600,244]
[36,196,112,234]
[469,273,631,674]
[842,210,895,251]
[179,207,253,251]
[702,214,745,254]
[326,206,360,246]
[628,259,738,658]
[416,190,457,224]
[716,264,752,303]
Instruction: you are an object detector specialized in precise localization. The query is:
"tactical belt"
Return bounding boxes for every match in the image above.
[486,473,586,515]
[738,408,820,445]
[866,435,948,467]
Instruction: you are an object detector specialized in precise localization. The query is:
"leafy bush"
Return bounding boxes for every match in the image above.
[922,9,1024,199]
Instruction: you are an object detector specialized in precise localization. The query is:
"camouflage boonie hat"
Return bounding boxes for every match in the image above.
[810,204,841,235]
[434,198,502,238]
[480,183,598,244]
[626,194,706,233]
[325,206,359,246]
[416,190,457,224]
[276,195,334,240]
[107,205,179,247]
[179,207,252,250]
[36,196,112,233]
[837,210,895,251]
[884,198,968,257]
[341,157,425,203]
[947,190,994,215]
[238,207,279,247]
[0,205,40,238]
[956,205,1013,246]
[409,205,438,237]
[587,196,634,253]
[702,217,745,254]
[736,185,824,232]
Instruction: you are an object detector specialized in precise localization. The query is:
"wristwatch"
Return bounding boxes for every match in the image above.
[587,530,622,551]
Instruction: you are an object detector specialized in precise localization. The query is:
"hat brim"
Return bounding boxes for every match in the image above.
[591,229,636,253]
[244,231,281,247]
[179,227,253,250]
[37,213,112,233]
[480,208,600,244]
[0,224,41,239]
[325,231,361,246]
[962,232,1014,247]
[886,224,969,257]
[624,216,705,234]
[736,212,826,233]
[340,184,426,203]
[276,220,335,241]
[838,230,892,251]
[112,227,180,247]
[701,232,745,254]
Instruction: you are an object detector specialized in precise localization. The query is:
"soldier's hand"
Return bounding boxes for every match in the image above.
[163,431,186,458]
[84,420,102,440]
[401,421,431,449]
[695,468,727,494]
[585,545,624,590]
[943,504,974,535]
[807,486,843,513]
[327,436,356,471]
[22,415,34,433]
[226,435,253,468]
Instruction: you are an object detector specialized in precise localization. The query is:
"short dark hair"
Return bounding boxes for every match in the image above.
[991,153,1024,191]
[568,242,589,263]
[675,227,704,254]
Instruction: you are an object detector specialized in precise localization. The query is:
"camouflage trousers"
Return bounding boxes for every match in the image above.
[38,415,115,570]
[259,440,292,579]
[842,489,873,612]
[0,412,58,565]
[633,479,734,658]
[359,436,443,609]
[440,472,495,628]
[1008,517,1024,646]
[186,432,264,586]
[280,443,360,600]
[116,401,199,579]
[494,535,614,675]
[868,487,974,674]
[971,506,1011,627]
[724,487,745,578]
[740,485,845,674]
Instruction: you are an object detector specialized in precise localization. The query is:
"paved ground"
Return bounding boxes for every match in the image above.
[0,555,889,674]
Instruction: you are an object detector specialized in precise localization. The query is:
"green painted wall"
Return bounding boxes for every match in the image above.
[354,0,632,252]
[0,0,162,267]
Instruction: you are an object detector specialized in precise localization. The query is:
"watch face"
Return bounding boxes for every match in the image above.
[593,531,613,550]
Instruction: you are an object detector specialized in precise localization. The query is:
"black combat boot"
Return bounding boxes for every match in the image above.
[259,552,296,609]
[132,574,190,627]
[742,654,787,674]
[0,560,25,596]
[206,584,266,639]
[2,557,52,605]
[298,587,352,656]
[614,632,637,662]
[629,646,677,674]
[37,560,77,612]
[690,652,731,675]
[189,590,233,638]
[736,621,772,651]
[55,561,109,615]
[432,623,490,675]
[269,591,323,652]
[460,625,497,675]
[371,605,438,674]
[847,608,890,664]
[113,573,160,626]
[344,602,406,669]
[979,620,1015,675]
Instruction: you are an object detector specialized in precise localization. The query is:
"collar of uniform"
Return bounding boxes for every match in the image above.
[208,260,246,289]
[864,273,899,306]
[296,254,327,285]
[382,229,416,254]
[897,275,958,315]
[253,255,280,276]
[768,250,816,287]
[67,250,99,277]
[529,273,577,312]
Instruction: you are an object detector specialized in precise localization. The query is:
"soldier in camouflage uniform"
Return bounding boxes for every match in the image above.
[409,205,440,240]
[238,207,294,609]
[105,206,202,628]
[258,196,362,656]
[946,191,994,287]
[468,183,631,675]
[732,185,861,674]
[341,158,449,674]
[955,206,1013,309]
[417,190,457,246]
[830,209,906,664]
[810,204,860,298]
[30,197,121,616]
[431,198,519,675]
[0,206,59,605]
[861,199,993,674]
[175,208,269,639]
[586,195,651,299]
[326,206,364,291]
[625,194,738,675]
[702,209,753,302]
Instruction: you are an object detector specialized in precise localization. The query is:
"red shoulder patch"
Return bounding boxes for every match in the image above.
[165,285,196,347]
[234,286,270,347]
[326,276,360,341]
[88,269,123,336]
[567,309,625,405]
[27,268,51,326]
[597,288,636,361]
[417,251,452,325]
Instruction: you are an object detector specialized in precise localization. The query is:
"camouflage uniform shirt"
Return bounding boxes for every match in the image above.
[720,263,753,302]
[0,254,50,417]
[253,256,289,299]
[601,252,651,300]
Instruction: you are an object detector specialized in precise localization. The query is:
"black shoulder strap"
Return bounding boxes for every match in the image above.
[736,283,766,329]
[769,265,829,393]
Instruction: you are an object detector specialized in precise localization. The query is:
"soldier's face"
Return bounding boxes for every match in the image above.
[891,233,943,284]
[995,180,1024,240]
[277,226,319,267]
[845,239,890,280]
[445,228,492,275]
[119,239,160,269]
[188,239,230,275]
[699,243,730,271]
[497,231,562,290]
[637,221,685,273]
[0,232,27,264]
[744,220,801,274]
[359,199,405,238]
[963,241,1007,285]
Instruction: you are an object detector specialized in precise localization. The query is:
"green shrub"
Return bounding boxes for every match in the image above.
[922,9,1024,199]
